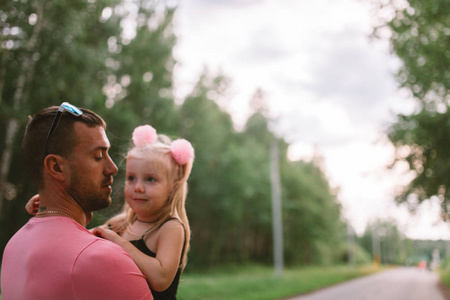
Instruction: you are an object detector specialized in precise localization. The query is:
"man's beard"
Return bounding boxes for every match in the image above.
[67,169,112,212]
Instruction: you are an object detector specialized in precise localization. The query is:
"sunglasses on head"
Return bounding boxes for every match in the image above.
[44,102,83,155]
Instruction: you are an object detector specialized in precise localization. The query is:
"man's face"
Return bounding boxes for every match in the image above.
[66,123,118,212]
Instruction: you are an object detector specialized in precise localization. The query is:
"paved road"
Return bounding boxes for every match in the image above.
[286,267,447,300]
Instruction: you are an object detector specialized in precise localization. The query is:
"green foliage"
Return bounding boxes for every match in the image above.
[350,244,373,265]
[374,0,450,213]
[282,158,345,265]
[1,0,121,113]
[377,0,449,106]
[388,109,450,213]
[178,73,243,267]
[104,2,178,131]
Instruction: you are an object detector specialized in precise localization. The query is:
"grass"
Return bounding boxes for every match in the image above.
[440,259,450,289]
[178,264,381,300]
[0,264,380,300]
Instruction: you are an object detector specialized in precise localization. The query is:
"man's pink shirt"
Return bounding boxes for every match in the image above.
[1,216,153,300]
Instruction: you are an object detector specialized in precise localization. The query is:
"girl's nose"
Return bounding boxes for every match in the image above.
[135,180,144,193]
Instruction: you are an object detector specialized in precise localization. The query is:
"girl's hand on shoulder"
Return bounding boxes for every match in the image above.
[88,224,108,233]
[93,227,126,246]
[25,194,40,215]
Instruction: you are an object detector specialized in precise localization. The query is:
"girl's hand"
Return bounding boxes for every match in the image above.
[25,194,40,215]
[93,227,125,246]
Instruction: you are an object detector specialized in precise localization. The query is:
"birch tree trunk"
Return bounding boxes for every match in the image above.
[0,50,7,106]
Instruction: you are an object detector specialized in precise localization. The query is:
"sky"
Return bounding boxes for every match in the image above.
[171,0,450,240]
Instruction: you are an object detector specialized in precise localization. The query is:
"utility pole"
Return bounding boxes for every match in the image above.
[347,223,355,267]
[270,139,284,277]
[372,227,381,268]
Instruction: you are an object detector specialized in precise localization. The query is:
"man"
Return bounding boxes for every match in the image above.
[1,103,153,299]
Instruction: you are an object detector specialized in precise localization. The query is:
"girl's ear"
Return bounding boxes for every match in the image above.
[43,155,66,182]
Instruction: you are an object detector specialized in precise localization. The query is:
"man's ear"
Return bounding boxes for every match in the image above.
[43,155,66,182]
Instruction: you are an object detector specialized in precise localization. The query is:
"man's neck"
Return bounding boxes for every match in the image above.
[37,190,91,227]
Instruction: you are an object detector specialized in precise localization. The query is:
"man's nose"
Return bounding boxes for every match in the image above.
[105,155,118,176]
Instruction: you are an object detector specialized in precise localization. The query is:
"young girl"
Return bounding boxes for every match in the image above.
[26,124,194,300]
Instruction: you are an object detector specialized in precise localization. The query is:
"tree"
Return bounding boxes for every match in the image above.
[178,72,243,268]
[373,0,450,214]
[92,2,180,223]
[100,1,178,134]
[387,110,450,216]
[373,0,449,107]
[281,155,346,265]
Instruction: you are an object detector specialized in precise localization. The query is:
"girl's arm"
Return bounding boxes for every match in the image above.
[93,221,184,291]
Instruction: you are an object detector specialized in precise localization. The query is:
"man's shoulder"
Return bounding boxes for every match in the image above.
[72,238,153,299]
[72,238,141,279]
[80,237,128,258]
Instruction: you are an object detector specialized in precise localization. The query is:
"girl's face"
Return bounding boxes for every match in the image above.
[124,156,171,222]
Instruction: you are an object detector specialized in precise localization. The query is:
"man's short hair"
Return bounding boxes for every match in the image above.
[22,105,106,188]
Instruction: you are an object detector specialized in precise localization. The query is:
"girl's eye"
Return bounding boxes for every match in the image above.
[127,176,135,182]
[146,177,156,182]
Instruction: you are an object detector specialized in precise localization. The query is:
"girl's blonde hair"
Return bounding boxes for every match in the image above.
[107,134,193,270]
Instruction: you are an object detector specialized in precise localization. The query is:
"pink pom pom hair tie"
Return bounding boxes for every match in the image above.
[132,124,194,165]
[132,125,157,146]
[170,139,194,165]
